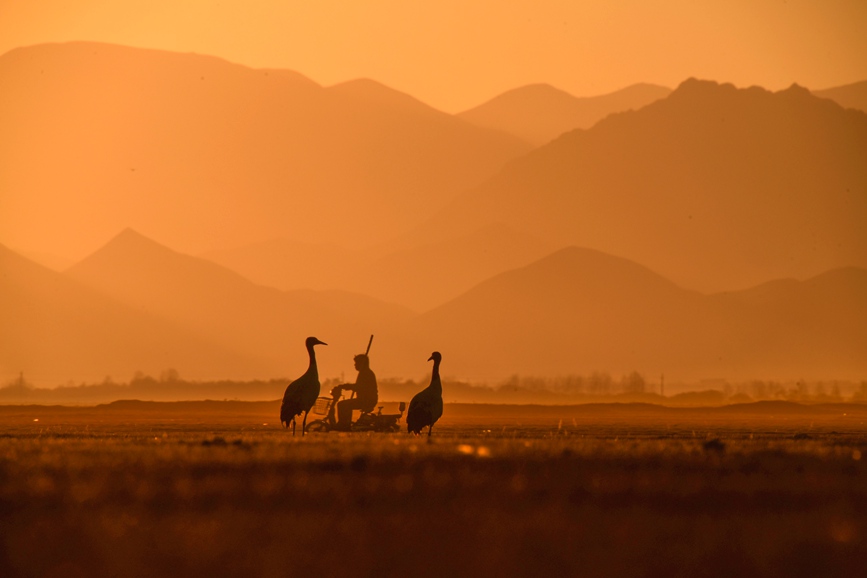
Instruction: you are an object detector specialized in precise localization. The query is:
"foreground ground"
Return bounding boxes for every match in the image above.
[1,401,866,578]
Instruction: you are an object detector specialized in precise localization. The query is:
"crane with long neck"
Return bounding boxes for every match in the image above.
[280,336,327,435]
[407,351,444,437]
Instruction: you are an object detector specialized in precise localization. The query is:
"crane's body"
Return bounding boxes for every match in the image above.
[281,336,327,435]
[407,352,443,437]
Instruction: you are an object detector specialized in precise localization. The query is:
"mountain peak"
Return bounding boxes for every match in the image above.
[671,77,741,98]
[671,78,818,104]
[525,246,683,290]
[69,228,208,282]
[326,78,440,113]
[457,82,671,146]
[779,82,815,99]
[492,83,577,102]
[114,227,157,243]
[94,228,178,260]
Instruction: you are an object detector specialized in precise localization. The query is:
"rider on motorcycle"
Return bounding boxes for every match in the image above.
[333,353,378,430]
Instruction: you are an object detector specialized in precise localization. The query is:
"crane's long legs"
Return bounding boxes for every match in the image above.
[291,418,296,436]
[302,411,309,436]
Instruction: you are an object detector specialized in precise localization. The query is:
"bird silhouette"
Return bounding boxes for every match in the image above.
[280,336,327,435]
[407,351,444,437]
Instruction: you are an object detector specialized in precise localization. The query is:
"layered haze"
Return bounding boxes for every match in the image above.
[2,233,866,386]
[1,39,866,391]
[0,42,530,260]
[419,79,867,292]
[457,83,672,146]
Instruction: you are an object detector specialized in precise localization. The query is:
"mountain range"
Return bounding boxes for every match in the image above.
[3,232,865,386]
[2,42,865,389]
[65,229,415,379]
[0,41,530,260]
[0,241,260,384]
[457,82,672,146]
[813,80,867,114]
[417,78,867,293]
[201,222,559,311]
[411,246,867,381]
[202,77,867,306]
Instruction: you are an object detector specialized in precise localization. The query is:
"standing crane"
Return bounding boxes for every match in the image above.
[280,336,327,435]
[407,351,444,437]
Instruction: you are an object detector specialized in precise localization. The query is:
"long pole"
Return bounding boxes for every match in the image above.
[365,334,374,356]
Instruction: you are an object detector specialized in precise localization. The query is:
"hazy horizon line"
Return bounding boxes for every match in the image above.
[5,40,863,114]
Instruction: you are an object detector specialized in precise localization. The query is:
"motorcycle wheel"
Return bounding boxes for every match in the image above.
[305,421,328,433]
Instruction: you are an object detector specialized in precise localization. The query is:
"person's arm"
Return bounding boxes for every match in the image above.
[330,382,354,397]
[341,381,358,392]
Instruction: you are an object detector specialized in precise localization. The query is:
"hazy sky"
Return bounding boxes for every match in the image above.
[1,0,866,112]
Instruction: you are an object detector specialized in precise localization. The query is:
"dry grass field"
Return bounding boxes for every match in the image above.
[1,401,866,578]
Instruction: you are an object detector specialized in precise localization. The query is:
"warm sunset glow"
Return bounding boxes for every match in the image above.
[1,5,867,574]
[1,1,865,112]
[1,0,865,388]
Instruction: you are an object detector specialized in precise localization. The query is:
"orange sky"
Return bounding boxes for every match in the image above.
[1,0,865,112]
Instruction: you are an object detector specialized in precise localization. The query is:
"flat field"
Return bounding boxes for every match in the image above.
[1,401,866,578]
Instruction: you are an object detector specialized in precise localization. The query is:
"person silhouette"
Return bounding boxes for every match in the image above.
[333,353,378,430]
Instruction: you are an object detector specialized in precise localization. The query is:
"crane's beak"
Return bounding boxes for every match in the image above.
[315,339,328,346]
[428,354,434,361]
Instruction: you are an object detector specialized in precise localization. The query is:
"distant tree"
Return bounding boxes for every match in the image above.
[813,381,827,401]
[131,371,157,387]
[0,373,34,398]
[587,372,613,395]
[160,368,181,383]
[795,380,809,401]
[557,375,585,395]
[621,371,646,394]
[502,374,521,391]
[750,380,768,400]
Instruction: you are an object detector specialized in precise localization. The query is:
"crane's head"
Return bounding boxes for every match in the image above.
[428,351,442,363]
[306,336,328,348]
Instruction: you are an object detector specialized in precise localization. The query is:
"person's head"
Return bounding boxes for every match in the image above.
[353,354,370,370]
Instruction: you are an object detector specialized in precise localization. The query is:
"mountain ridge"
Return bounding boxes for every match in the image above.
[420,78,867,293]
[0,41,531,260]
[65,228,416,380]
[457,82,672,145]
[813,79,867,114]
[0,241,264,384]
[412,245,867,381]
[4,231,865,385]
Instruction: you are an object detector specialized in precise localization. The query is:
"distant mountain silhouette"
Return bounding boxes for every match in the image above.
[813,80,867,114]
[328,78,443,113]
[5,232,865,384]
[410,247,867,381]
[0,41,530,259]
[0,242,257,384]
[201,238,361,294]
[358,223,559,310]
[66,229,415,379]
[203,223,558,310]
[420,79,867,292]
[457,83,671,146]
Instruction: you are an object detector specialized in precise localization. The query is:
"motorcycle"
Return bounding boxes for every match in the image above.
[305,385,406,433]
